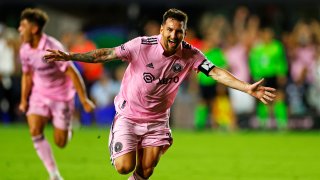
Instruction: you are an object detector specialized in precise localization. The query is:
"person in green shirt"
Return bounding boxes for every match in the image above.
[249,27,288,129]
[195,42,230,129]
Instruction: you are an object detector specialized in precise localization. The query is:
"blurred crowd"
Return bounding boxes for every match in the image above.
[1,5,320,131]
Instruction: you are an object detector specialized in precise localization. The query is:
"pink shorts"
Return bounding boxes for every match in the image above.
[108,113,173,165]
[27,93,74,130]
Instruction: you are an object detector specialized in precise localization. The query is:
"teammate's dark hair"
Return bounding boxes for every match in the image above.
[21,8,49,34]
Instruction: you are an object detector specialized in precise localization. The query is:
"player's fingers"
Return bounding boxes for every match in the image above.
[46,49,56,52]
[44,50,60,57]
[263,95,274,101]
[43,55,56,62]
[58,50,69,57]
[43,54,54,59]
[265,91,276,97]
[57,50,65,55]
[251,79,264,89]
[260,98,268,104]
[264,87,276,92]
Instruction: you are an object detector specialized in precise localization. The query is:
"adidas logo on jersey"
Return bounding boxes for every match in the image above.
[146,63,154,68]
[141,37,158,45]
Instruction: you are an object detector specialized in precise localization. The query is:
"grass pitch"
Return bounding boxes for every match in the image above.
[1,124,320,180]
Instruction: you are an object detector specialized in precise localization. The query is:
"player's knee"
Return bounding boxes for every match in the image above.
[141,168,154,179]
[29,127,42,136]
[114,161,135,175]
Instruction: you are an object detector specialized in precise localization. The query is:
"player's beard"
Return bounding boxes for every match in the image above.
[165,38,179,53]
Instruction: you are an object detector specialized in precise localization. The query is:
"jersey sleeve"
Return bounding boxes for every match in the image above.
[192,49,215,76]
[115,37,141,62]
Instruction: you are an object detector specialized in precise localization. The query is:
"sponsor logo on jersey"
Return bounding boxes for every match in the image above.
[157,76,180,84]
[143,72,180,84]
[143,72,155,83]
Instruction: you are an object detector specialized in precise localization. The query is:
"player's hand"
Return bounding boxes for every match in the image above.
[82,98,96,113]
[19,101,28,113]
[247,79,276,104]
[43,49,71,62]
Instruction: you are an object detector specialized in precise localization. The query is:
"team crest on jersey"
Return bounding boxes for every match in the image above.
[114,142,123,152]
[172,63,183,73]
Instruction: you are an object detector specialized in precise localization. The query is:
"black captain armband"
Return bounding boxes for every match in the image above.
[198,59,215,76]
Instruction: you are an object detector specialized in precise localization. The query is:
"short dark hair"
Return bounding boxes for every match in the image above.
[162,8,188,28]
[21,8,49,33]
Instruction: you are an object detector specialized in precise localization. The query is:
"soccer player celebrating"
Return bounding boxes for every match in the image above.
[18,8,95,180]
[44,8,275,180]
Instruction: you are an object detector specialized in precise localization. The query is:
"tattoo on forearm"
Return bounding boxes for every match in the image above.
[71,48,116,63]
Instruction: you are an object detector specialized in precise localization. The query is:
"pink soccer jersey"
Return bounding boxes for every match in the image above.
[114,35,208,121]
[19,34,75,101]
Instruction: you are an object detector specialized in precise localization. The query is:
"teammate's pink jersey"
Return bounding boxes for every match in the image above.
[19,34,75,101]
[114,35,206,121]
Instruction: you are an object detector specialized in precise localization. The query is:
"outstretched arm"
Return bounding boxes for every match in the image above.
[65,64,95,112]
[209,67,276,104]
[44,48,118,63]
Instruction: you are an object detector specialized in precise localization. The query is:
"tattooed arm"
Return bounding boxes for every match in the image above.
[44,48,118,63]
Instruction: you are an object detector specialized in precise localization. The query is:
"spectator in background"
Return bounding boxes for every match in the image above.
[249,26,288,129]
[0,23,19,123]
[286,20,317,128]
[69,31,103,125]
[18,8,94,180]
[70,31,104,88]
[90,70,120,126]
[224,30,255,129]
[185,27,203,50]
[195,14,235,130]
[244,15,261,48]
[143,20,160,36]
[59,31,74,51]
[307,19,320,116]
[232,6,249,40]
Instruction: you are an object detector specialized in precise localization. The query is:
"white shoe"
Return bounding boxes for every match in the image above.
[49,171,64,180]
[50,174,64,180]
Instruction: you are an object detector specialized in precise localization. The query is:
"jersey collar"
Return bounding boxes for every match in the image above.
[37,33,47,50]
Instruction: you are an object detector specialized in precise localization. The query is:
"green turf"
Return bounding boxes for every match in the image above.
[1,124,320,180]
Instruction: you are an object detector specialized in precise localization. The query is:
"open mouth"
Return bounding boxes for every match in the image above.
[168,39,177,47]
